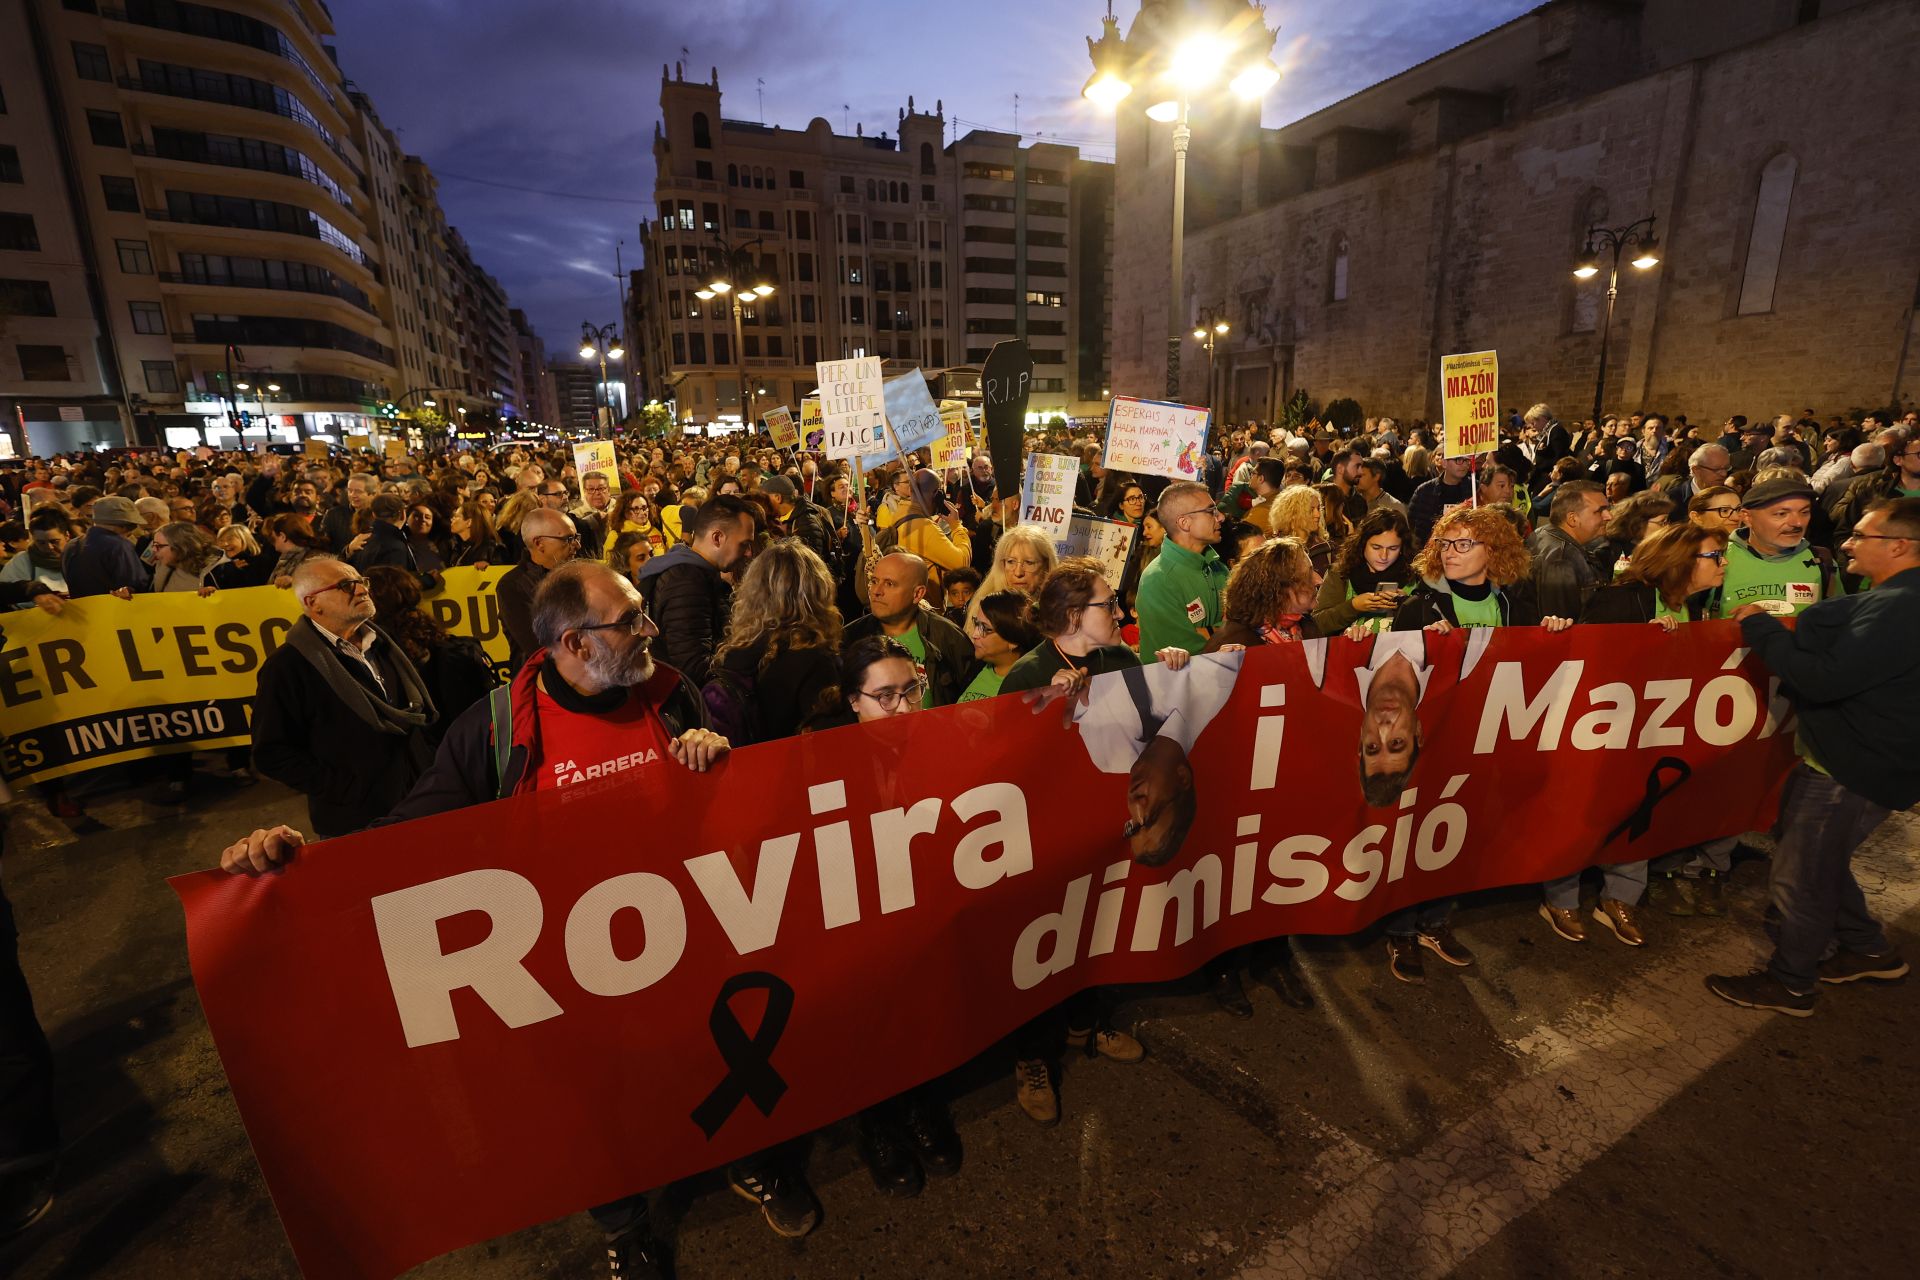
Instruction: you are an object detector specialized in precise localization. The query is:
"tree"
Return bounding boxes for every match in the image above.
[1323,397,1364,435]
[637,400,674,438]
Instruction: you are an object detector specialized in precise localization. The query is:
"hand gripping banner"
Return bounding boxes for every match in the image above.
[170,624,1795,1279]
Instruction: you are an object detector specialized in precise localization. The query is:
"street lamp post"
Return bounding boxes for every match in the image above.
[695,235,775,432]
[1192,309,1229,418]
[1083,1,1280,401]
[1573,214,1661,428]
[578,322,625,438]
[232,375,281,430]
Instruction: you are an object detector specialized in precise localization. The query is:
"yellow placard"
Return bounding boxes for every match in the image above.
[764,405,800,450]
[572,441,619,489]
[345,433,370,450]
[1440,350,1499,459]
[799,398,824,451]
[304,439,330,460]
[0,568,509,786]
[385,439,407,460]
[934,400,971,471]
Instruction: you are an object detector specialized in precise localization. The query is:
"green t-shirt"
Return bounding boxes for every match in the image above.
[892,625,934,709]
[958,666,1005,703]
[1450,590,1503,627]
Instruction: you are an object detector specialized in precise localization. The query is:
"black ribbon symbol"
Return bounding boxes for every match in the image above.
[1602,756,1693,847]
[690,972,795,1140]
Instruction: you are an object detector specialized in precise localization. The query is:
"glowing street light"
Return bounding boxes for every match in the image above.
[1573,215,1663,426]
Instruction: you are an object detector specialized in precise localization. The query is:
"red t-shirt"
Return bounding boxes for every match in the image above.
[525,685,675,792]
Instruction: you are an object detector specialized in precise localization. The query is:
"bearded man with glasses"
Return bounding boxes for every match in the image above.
[250,556,438,838]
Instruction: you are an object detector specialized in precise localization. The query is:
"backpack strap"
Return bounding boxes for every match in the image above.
[487,683,514,800]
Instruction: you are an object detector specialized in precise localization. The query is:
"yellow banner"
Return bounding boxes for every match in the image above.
[1440,350,1499,459]
[0,567,508,785]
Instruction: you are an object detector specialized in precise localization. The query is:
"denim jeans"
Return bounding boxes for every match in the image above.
[1542,861,1648,910]
[1383,898,1454,938]
[1764,765,1893,992]
[0,870,59,1173]
[1652,835,1738,877]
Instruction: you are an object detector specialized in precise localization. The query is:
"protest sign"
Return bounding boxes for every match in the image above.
[1062,515,1137,588]
[1440,350,1500,459]
[304,439,329,460]
[0,568,510,786]
[385,439,407,460]
[881,370,945,455]
[345,433,370,450]
[800,398,824,451]
[816,356,887,461]
[174,626,1793,1280]
[763,405,799,450]
[1020,453,1078,544]
[572,440,619,490]
[1103,396,1209,481]
[933,400,971,471]
[981,340,1033,511]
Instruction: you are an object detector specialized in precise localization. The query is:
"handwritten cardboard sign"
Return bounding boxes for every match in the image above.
[1020,452,1078,544]
[764,405,799,450]
[1104,396,1209,481]
[882,371,945,455]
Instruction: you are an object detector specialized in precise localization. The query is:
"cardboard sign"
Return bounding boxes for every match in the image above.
[882,370,945,455]
[304,439,329,460]
[981,340,1033,506]
[764,405,799,450]
[800,398,825,451]
[1062,515,1138,589]
[933,401,971,471]
[1020,453,1078,544]
[384,439,406,460]
[345,433,370,451]
[1104,396,1209,481]
[1440,350,1499,459]
[572,440,618,491]
[815,356,886,458]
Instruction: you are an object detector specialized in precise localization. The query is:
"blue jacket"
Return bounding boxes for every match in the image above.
[1740,568,1920,810]
[61,526,151,598]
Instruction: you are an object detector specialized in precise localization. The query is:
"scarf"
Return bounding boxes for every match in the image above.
[27,542,63,573]
[285,616,436,739]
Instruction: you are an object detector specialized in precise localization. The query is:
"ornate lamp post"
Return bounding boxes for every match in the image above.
[1573,215,1662,427]
[578,322,626,437]
[695,235,775,431]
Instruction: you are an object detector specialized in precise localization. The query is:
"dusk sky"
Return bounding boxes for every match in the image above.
[326,0,1535,354]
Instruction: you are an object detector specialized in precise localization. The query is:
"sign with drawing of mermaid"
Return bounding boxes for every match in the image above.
[1104,395,1211,482]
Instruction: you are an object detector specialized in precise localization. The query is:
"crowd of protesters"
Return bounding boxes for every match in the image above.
[3,397,1918,1277]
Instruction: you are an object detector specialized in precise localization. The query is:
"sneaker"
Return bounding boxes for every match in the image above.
[1592,898,1646,947]
[1817,949,1909,984]
[726,1161,819,1238]
[1418,926,1475,967]
[1706,970,1816,1017]
[1014,1058,1058,1126]
[1693,870,1728,917]
[1539,903,1587,943]
[854,1113,923,1198]
[1385,936,1424,984]
[1661,873,1698,917]
[1065,1026,1144,1063]
[1254,959,1315,1009]
[605,1228,671,1280]
[903,1098,962,1176]
[1210,968,1254,1018]
[0,1163,54,1238]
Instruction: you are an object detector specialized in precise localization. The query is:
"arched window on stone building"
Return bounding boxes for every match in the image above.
[692,113,712,149]
[1738,153,1797,316]
[1571,190,1610,333]
[1328,236,1350,303]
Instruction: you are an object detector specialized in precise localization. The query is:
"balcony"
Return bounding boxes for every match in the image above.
[159,266,377,315]
[131,135,356,214]
[118,66,361,181]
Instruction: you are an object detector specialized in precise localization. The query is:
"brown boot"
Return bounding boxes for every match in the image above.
[1539,902,1587,943]
[1593,897,1646,946]
[1014,1058,1058,1126]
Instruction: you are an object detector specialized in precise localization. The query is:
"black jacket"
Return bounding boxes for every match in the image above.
[351,520,417,574]
[380,661,706,823]
[497,557,551,675]
[716,641,839,742]
[843,605,978,707]
[1391,577,1543,631]
[1526,524,1610,622]
[250,625,434,838]
[778,499,839,579]
[636,544,731,686]
[1578,582,1711,624]
[321,502,358,554]
[419,636,499,746]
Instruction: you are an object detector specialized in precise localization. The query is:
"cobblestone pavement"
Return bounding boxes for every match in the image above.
[4,771,1916,1280]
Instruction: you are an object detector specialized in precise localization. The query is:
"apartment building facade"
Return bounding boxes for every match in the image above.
[0,0,532,453]
[628,64,1113,432]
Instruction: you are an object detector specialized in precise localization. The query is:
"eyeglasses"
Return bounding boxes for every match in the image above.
[539,490,567,500]
[1433,538,1484,554]
[1696,550,1727,562]
[1082,595,1122,614]
[1702,505,1741,517]
[311,576,370,600]
[854,677,925,711]
[1844,532,1914,544]
[530,534,582,547]
[1698,464,1730,475]
[1172,507,1218,523]
[572,607,653,636]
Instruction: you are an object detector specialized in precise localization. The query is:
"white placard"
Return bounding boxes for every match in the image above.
[816,356,887,460]
[1020,453,1078,545]
[1103,396,1210,481]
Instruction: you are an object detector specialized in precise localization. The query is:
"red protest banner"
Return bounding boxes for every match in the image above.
[171,625,1794,1279]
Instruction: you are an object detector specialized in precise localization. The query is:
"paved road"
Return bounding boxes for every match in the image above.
[4,772,1916,1279]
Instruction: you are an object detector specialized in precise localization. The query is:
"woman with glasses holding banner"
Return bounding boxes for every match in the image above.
[1382,507,1571,983]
